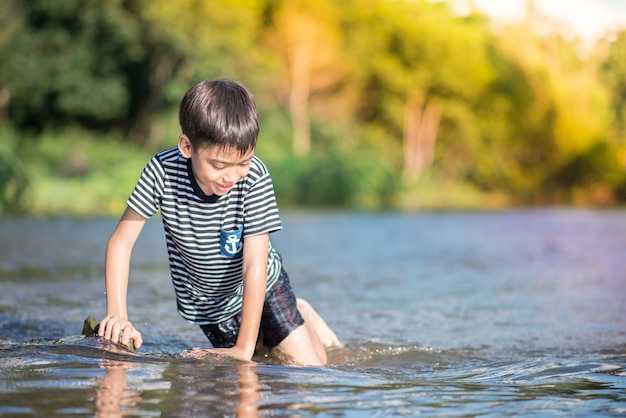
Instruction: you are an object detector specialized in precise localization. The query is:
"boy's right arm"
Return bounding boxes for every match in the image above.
[98,206,147,349]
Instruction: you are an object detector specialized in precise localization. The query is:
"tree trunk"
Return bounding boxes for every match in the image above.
[289,45,312,156]
[403,91,442,181]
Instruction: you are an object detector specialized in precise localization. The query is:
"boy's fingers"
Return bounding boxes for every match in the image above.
[97,316,109,337]
[104,318,120,341]
[111,322,130,343]
[98,316,130,341]
[132,332,143,349]
[120,328,143,349]
[96,316,142,351]
[98,315,122,340]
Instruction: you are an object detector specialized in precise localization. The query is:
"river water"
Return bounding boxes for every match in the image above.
[0,209,625,417]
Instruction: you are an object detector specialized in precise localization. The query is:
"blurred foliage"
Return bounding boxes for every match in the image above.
[601,30,626,140]
[270,152,399,209]
[0,127,28,214]
[7,128,152,216]
[2,1,136,129]
[1,0,626,215]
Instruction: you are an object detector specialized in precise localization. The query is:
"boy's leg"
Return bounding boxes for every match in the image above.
[296,298,341,348]
[272,299,340,366]
[261,270,334,366]
[274,323,327,365]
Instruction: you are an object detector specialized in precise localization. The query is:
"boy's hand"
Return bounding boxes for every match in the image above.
[180,346,251,362]
[98,315,143,350]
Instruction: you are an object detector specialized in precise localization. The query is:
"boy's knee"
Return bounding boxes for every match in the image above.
[296,298,311,315]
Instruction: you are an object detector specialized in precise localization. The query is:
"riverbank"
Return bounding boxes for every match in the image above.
[7,130,152,216]
[7,128,619,217]
[2,129,517,217]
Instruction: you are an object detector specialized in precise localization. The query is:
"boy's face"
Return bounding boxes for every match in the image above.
[178,135,254,196]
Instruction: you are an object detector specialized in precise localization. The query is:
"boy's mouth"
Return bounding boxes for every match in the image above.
[216,183,233,192]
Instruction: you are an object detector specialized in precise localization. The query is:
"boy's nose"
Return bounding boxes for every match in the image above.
[222,168,238,183]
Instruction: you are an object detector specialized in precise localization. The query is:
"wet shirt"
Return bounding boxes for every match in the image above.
[127,146,283,324]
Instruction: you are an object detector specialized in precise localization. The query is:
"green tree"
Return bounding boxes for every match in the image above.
[0,130,28,215]
[135,0,270,145]
[138,0,266,84]
[340,0,495,181]
[477,13,613,201]
[261,0,345,156]
[0,0,183,142]
[601,30,626,142]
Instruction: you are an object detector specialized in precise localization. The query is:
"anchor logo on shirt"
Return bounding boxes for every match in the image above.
[224,233,240,255]
[220,225,243,258]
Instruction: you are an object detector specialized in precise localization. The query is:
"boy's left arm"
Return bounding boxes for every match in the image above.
[183,233,269,361]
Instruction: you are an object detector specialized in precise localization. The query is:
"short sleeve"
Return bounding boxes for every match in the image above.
[243,161,282,237]
[126,156,165,219]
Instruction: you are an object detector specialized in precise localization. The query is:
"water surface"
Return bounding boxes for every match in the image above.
[1,209,625,416]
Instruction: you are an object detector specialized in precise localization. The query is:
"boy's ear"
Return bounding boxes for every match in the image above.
[178,135,193,159]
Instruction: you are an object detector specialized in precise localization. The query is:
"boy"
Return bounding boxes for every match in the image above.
[98,79,339,365]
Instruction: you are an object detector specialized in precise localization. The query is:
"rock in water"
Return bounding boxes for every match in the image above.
[82,316,100,336]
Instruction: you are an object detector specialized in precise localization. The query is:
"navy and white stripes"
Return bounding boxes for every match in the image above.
[127,146,283,324]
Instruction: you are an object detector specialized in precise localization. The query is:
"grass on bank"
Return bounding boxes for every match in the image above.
[4,128,509,217]
[14,130,153,217]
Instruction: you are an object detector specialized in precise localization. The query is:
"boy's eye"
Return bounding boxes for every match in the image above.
[209,159,251,170]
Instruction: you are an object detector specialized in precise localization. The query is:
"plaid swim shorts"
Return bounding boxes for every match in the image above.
[199,268,305,349]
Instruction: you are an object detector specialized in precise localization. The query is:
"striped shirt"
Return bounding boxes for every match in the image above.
[127,146,283,324]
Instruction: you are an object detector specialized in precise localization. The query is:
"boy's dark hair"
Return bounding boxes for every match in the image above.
[179,79,259,153]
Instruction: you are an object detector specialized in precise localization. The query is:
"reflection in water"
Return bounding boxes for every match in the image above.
[156,359,265,417]
[94,355,263,417]
[95,360,141,418]
[236,363,261,418]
